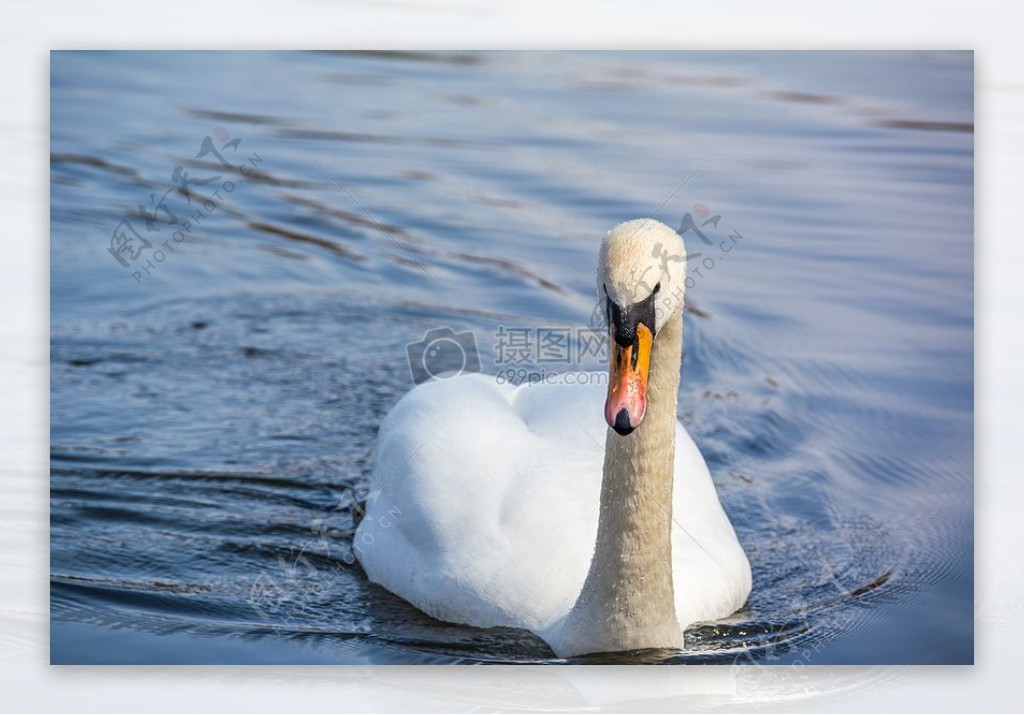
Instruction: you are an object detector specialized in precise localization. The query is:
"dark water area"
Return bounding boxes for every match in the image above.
[50,51,973,664]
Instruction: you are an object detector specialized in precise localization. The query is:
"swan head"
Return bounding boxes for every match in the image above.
[597,218,686,436]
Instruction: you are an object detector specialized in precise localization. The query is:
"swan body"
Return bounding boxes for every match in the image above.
[355,219,751,657]
[355,373,750,655]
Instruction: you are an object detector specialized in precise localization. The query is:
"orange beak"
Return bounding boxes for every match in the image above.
[604,322,653,435]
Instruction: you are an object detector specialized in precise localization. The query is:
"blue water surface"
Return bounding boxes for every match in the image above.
[50,51,973,664]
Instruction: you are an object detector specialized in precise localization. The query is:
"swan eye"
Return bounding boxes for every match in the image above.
[653,282,661,294]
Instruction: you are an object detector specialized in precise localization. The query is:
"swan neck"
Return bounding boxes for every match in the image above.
[570,306,684,653]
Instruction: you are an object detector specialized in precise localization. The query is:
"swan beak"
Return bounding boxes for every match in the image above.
[604,322,653,436]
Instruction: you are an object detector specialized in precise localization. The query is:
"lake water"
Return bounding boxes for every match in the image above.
[50,51,973,665]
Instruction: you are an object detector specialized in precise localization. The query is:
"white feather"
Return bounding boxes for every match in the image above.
[354,372,751,651]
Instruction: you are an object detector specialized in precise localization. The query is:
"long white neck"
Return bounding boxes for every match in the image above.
[558,306,683,655]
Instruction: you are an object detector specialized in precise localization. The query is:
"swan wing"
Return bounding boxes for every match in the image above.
[355,373,605,631]
[670,428,752,627]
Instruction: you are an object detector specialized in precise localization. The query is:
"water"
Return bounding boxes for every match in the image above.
[50,51,973,665]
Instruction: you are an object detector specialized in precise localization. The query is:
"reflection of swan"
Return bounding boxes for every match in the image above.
[356,219,750,657]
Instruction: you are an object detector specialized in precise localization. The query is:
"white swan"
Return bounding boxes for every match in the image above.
[355,218,751,657]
